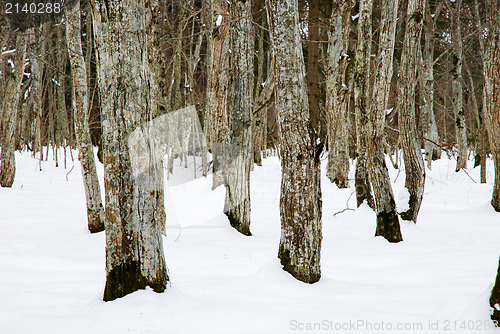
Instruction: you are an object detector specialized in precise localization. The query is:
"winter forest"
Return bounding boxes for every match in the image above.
[1,0,500,332]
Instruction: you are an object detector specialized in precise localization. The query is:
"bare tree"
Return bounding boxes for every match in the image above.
[353,0,375,208]
[420,0,442,169]
[483,2,500,212]
[368,0,402,242]
[450,0,467,171]
[205,0,231,189]
[91,0,169,301]
[398,0,426,223]
[224,0,254,236]
[266,0,322,283]
[65,0,105,233]
[325,0,354,188]
[0,30,30,187]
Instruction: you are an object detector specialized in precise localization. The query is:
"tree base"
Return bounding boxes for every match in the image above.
[227,209,252,236]
[375,209,403,243]
[103,260,168,302]
[278,244,320,284]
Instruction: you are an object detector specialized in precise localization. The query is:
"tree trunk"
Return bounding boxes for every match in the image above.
[205,0,231,189]
[0,31,29,188]
[146,0,167,234]
[306,0,320,134]
[451,0,467,172]
[66,0,105,233]
[325,0,354,189]
[483,3,500,212]
[353,0,375,208]
[266,0,322,284]
[91,0,169,301]
[420,0,441,169]
[224,0,254,236]
[398,0,426,223]
[368,0,402,242]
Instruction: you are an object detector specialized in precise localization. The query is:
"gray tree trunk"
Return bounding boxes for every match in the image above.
[0,31,29,188]
[451,0,467,172]
[66,0,105,233]
[368,0,402,242]
[353,0,375,208]
[420,0,441,169]
[266,0,322,284]
[205,0,231,189]
[325,0,354,189]
[398,0,426,223]
[306,0,320,134]
[146,0,167,234]
[224,0,253,236]
[91,0,169,301]
[483,3,500,212]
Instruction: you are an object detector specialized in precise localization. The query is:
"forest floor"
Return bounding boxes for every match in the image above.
[1,149,499,333]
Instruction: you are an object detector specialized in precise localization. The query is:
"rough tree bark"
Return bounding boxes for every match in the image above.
[451,0,468,172]
[486,5,500,324]
[306,0,320,134]
[0,31,29,188]
[368,0,403,242]
[224,0,253,236]
[65,0,105,233]
[266,0,322,283]
[205,0,231,189]
[91,0,169,301]
[420,0,442,169]
[353,0,375,208]
[483,3,500,212]
[398,0,426,223]
[325,0,354,188]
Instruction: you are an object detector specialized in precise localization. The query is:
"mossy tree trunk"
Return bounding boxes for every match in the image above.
[398,0,426,223]
[266,0,322,284]
[66,0,105,233]
[0,30,29,188]
[91,0,169,301]
[224,0,253,236]
[325,0,354,189]
[368,0,402,242]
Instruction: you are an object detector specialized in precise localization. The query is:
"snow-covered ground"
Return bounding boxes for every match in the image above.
[1,149,499,333]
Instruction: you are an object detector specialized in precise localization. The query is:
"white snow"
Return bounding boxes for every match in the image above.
[385,107,394,115]
[397,187,411,213]
[215,14,223,27]
[0,150,499,333]
[352,13,360,21]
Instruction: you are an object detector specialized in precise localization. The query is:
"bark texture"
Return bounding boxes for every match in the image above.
[420,0,441,168]
[353,0,375,208]
[267,0,322,283]
[306,0,320,134]
[368,0,402,242]
[66,0,105,233]
[205,0,231,189]
[0,31,29,188]
[325,0,354,188]
[483,4,500,212]
[224,0,253,236]
[398,0,426,223]
[451,0,467,172]
[91,0,169,301]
